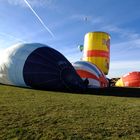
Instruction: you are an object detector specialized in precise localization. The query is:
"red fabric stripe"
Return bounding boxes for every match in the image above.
[76,70,99,81]
[86,50,109,58]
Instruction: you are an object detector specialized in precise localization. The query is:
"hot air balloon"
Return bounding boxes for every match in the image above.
[72,61,108,88]
[78,45,84,52]
[82,32,110,75]
[115,71,140,87]
[0,43,86,91]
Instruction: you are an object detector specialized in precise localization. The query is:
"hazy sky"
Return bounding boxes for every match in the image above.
[0,0,140,78]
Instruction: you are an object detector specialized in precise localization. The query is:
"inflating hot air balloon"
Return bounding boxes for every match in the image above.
[72,61,108,88]
[0,43,86,91]
[115,71,140,87]
[83,32,110,75]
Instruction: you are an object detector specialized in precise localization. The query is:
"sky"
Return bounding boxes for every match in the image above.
[0,0,140,78]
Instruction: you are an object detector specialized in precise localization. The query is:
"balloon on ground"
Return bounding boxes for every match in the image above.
[0,43,86,91]
[72,61,108,88]
[115,71,140,87]
[82,32,110,75]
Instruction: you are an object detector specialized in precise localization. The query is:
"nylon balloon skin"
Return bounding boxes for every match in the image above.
[0,43,86,91]
[23,46,86,91]
[73,61,108,88]
[115,72,140,87]
[78,45,84,52]
[83,32,110,75]
[0,43,41,86]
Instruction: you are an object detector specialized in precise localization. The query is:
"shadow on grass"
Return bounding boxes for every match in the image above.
[0,83,140,98]
[84,87,140,98]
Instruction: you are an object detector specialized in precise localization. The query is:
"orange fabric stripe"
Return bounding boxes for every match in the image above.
[76,70,99,81]
[86,50,109,58]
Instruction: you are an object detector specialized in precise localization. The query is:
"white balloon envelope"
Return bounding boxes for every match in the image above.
[0,43,86,91]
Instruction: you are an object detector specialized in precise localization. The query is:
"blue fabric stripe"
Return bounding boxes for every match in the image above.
[23,47,85,90]
[8,43,43,87]
[74,61,101,76]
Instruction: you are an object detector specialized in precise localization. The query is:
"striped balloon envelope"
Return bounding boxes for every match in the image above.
[115,71,140,87]
[82,32,110,75]
[72,61,108,88]
[0,43,86,91]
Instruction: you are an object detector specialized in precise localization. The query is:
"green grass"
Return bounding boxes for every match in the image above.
[0,85,139,140]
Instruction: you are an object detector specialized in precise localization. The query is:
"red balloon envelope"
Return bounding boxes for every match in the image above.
[116,71,140,87]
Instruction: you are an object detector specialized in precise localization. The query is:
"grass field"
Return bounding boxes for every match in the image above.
[0,84,139,140]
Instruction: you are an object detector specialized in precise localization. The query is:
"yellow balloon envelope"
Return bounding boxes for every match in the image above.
[115,79,124,87]
[83,32,110,75]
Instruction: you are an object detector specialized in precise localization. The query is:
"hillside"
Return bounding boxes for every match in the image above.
[0,84,139,140]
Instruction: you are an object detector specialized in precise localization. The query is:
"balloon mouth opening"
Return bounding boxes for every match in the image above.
[60,67,86,91]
